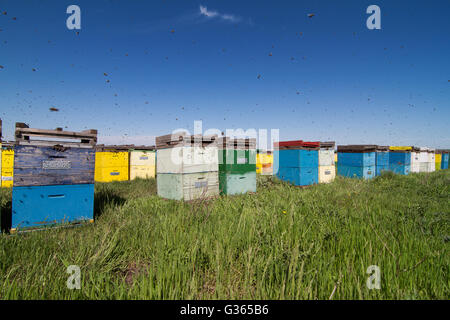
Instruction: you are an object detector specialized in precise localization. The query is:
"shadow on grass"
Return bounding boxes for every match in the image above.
[0,189,12,233]
[94,188,126,220]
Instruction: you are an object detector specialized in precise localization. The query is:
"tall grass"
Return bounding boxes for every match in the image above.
[0,172,449,299]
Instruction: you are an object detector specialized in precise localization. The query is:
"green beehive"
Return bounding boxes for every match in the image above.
[218,137,257,195]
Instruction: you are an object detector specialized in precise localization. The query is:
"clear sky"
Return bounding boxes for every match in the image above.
[0,0,449,148]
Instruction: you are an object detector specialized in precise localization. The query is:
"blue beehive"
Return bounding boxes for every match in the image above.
[10,123,97,232]
[336,145,376,179]
[440,151,449,169]
[274,140,319,186]
[375,145,390,176]
[388,150,411,175]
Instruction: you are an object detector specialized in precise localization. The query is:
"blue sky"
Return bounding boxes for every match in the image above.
[0,0,449,148]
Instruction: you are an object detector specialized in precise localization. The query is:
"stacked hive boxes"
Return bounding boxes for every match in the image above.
[427,149,436,172]
[418,147,430,172]
[318,141,335,183]
[11,123,97,232]
[218,137,256,195]
[1,142,14,187]
[438,150,449,169]
[337,145,376,179]
[95,145,129,182]
[375,145,390,176]
[410,147,421,173]
[256,150,273,175]
[274,140,319,186]
[129,146,156,180]
[156,133,219,200]
[389,146,411,175]
[435,152,441,171]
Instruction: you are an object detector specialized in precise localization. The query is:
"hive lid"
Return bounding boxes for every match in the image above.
[376,145,389,151]
[96,144,135,152]
[1,141,15,148]
[436,149,450,154]
[337,145,377,153]
[274,140,320,150]
[15,122,97,148]
[389,146,412,151]
[319,141,335,148]
[218,137,256,150]
[129,145,156,151]
[156,132,218,149]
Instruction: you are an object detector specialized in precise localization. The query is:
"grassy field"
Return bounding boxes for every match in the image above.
[0,170,449,299]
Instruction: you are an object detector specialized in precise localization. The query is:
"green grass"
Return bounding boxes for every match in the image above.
[0,172,449,300]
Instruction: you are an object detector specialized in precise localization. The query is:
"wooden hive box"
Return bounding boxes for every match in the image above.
[156,133,219,201]
[427,149,435,172]
[1,142,15,188]
[437,150,449,170]
[129,145,156,180]
[11,123,97,232]
[388,146,411,175]
[94,145,130,182]
[375,145,390,176]
[218,137,256,195]
[274,140,319,186]
[318,141,335,183]
[336,145,376,179]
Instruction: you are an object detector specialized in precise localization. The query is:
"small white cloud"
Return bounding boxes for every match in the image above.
[199,5,240,23]
[200,5,218,18]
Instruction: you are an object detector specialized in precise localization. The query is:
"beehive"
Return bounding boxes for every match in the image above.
[438,150,449,169]
[156,133,219,201]
[274,140,319,186]
[95,145,129,182]
[435,153,442,171]
[417,147,430,173]
[256,150,273,175]
[410,147,419,173]
[11,123,97,232]
[337,145,376,179]
[427,149,436,172]
[318,141,335,183]
[389,146,411,175]
[129,146,156,180]
[375,145,390,176]
[1,143,14,187]
[218,138,256,195]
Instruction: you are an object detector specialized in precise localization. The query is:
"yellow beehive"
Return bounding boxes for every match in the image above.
[129,150,156,180]
[334,153,337,163]
[257,152,273,174]
[95,151,129,182]
[435,153,442,171]
[1,146,14,187]
[389,146,412,151]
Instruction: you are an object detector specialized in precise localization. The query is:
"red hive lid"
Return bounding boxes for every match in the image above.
[275,140,320,148]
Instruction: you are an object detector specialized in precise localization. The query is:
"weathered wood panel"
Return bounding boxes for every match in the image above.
[13,145,95,187]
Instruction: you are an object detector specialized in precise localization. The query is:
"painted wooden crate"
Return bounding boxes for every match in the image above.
[336,145,377,179]
[129,149,156,180]
[274,140,319,186]
[389,150,411,175]
[318,141,335,183]
[12,184,94,231]
[95,150,129,182]
[156,133,219,200]
[440,151,449,169]
[218,138,256,195]
[318,165,335,183]
[11,123,97,232]
[1,145,14,187]
[375,146,390,176]
[427,149,436,172]
[157,172,219,201]
[256,152,273,175]
[435,153,442,171]
[14,145,95,186]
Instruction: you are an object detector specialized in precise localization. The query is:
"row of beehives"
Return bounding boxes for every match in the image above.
[1,143,275,187]
[1,120,449,233]
[274,142,450,185]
